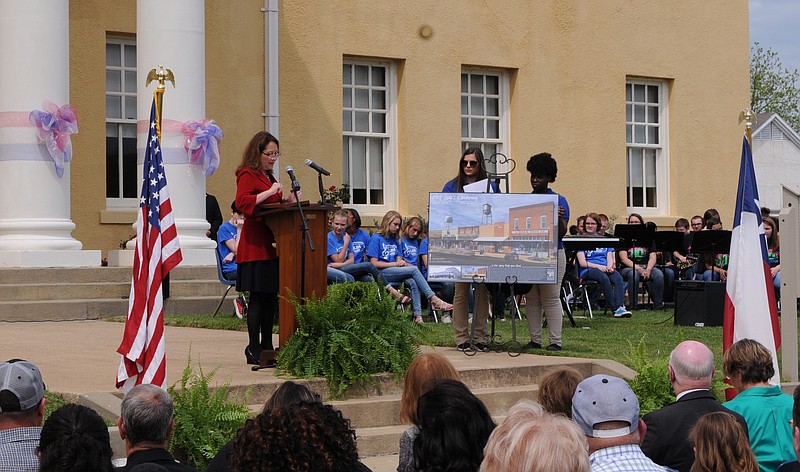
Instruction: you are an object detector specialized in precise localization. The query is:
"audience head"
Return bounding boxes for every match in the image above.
[576,215,586,234]
[262,380,321,414]
[232,402,361,472]
[668,341,715,392]
[377,210,403,239]
[538,367,583,418]
[703,208,720,225]
[0,359,45,428]
[238,131,279,173]
[344,208,362,232]
[118,384,174,449]
[705,216,722,230]
[572,375,640,452]
[763,216,779,248]
[38,403,114,472]
[456,147,488,191]
[480,400,589,472]
[723,338,775,391]
[690,215,704,231]
[689,411,759,472]
[761,206,772,218]
[527,152,558,194]
[568,225,579,235]
[583,213,600,235]
[414,379,495,472]
[675,218,690,233]
[627,213,644,225]
[400,352,461,425]
[598,214,609,235]
[230,200,240,214]
[403,216,424,241]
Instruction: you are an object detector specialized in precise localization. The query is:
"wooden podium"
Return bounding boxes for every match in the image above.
[257,202,336,346]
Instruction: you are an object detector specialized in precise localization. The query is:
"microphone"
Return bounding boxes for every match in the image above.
[285,166,301,191]
[304,159,332,176]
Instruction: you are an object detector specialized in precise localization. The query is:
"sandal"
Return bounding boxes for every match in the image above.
[430,296,453,311]
[414,315,424,324]
[386,285,412,305]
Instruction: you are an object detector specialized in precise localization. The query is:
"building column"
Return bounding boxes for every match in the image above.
[136,0,215,265]
[0,0,100,267]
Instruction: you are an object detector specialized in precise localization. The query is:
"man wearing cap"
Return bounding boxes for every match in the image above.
[117,384,198,472]
[0,359,46,472]
[572,374,671,471]
[641,340,748,472]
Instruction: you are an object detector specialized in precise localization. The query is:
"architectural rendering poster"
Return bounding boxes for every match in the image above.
[427,192,559,284]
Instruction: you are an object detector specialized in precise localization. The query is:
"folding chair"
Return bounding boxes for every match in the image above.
[213,250,237,317]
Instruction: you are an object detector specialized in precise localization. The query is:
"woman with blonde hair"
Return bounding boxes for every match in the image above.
[397,352,461,472]
[368,211,452,323]
[689,411,759,472]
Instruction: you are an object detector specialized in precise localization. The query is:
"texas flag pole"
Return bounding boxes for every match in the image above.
[722,109,781,397]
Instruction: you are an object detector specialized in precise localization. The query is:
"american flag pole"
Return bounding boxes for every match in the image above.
[116,76,181,391]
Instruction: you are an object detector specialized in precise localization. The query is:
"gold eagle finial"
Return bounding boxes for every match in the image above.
[146,65,175,91]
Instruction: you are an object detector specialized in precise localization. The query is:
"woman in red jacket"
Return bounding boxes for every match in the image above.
[234,131,298,365]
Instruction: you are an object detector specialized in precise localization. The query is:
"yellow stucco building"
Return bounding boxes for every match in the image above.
[69,0,749,257]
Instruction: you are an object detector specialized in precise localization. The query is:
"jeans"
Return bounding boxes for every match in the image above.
[327,267,354,284]
[620,266,664,308]
[380,266,435,315]
[662,266,677,303]
[581,268,626,310]
[340,262,383,285]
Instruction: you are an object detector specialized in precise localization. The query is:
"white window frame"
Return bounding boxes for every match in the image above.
[625,78,669,216]
[461,68,511,186]
[342,58,398,217]
[105,36,138,209]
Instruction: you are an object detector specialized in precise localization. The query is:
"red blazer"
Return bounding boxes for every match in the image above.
[235,167,282,263]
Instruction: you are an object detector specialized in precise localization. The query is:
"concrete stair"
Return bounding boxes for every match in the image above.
[0,266,229,321]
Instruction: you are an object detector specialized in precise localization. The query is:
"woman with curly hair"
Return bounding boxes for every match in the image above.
[38,403,114,472]
[231,402,371,472]
[689,411,759,472]
[413,379,495,472]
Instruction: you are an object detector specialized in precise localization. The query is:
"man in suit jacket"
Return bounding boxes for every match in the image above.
[641,340,748,472]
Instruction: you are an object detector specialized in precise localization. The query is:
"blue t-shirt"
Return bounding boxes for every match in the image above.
[419,238,429,278]
[367,233,401,263]
[327,231,348,264]
[349,229,371,263]
[579,247,615,277]
[442,178,500,193]
[217,221,238,273]
[401,237,420,265]
[540,188,570,250]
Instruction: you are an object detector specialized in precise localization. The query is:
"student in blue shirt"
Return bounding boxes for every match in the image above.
[327,210,355,284]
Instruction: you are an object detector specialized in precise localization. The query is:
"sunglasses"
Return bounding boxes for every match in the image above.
[461,160,479,168]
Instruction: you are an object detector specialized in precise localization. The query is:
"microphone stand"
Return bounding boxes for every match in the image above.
[291,184,314,301]
[317,173,326,204]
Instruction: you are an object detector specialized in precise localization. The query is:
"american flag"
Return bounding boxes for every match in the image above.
[116,97,182,391]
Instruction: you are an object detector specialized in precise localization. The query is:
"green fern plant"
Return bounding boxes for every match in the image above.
[626,338,674,415]
[277,282,421,398]
[168,355,252,470]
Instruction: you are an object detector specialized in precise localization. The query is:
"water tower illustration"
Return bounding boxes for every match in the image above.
[481,203,493,225]
[444,215,453,236]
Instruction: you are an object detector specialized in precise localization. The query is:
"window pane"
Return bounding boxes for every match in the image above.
[647,125,659,144]
[343,111,352,132]
[355,88,369,108]
[470,118,484,138]
[106,135,120,198]
[354,65,369,85]
[343,88,352,108]
[647,85,659,103]
[122,123,136,138]
[634,124,645,143]
[461,73,468,93]
[645,149,657,184]
[629,148,643,186]
[106,70,121,93]
[634,105,645,122]
[371,90,385,110]
[106,96,121,119]
[461,118,469,137]
[634,84,645,102]
[625,83,632,101]
[124,45,136,67]
[354,111,369,132]
[106,43,121,67]
[342,137,350,186]
[647,106,658,123]
[487,119,499,139]
[371,112,385,133]
[626,125,632,143]
[470,74,483,94]
[486,75,499,95]
[487,98,499,117]
[369,138,383,190]
[351,137,367,188]
[124,97,136,120]
[626,104,632,122]
[343,64,352,85]
[461,96,468,115]
[124,71,137,93]
[470,96,484,115]
[371,67,385,86]
[122,136,138,198]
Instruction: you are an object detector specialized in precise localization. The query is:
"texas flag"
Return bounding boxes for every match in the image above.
[723,133,781,389]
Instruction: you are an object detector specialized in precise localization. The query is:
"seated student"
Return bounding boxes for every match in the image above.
[419,231,455,324]
[697,216,727,281]
[339,208,383,285]
[618,214,665,310]
[400,217,424,267]
[670,217,695,281]
[690,214,704,232]
[217,201,248,318]
[576,213,631,318]
[326,210,355,284]
[597,213,611,236]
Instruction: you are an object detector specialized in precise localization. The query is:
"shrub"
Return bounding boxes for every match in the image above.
[626,338,674,416]
[168,356,251,470]
[277,282,421,398]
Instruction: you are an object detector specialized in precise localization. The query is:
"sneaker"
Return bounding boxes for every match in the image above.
[613,307,632,318]
[234,297,245,319]
[526,341,542,350]
[441,314,452,324]
[457,342,472,351]
[474,343,490,352]
[545,344,562,352]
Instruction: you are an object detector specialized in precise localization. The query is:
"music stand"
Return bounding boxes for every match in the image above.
[613,224,655,248]
[687,230,732,281]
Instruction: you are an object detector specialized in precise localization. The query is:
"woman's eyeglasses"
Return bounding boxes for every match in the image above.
[262,151,281,159]
[461,160,479,168]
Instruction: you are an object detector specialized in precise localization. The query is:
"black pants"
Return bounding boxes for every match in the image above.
[247,291,277,352]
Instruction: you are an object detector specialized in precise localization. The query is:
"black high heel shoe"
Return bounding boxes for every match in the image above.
[245,346,261,365]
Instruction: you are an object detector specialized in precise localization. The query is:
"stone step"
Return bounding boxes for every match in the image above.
[3,279,226,302]
[360,454,399,472]
[0,265,216,285]
[0,296,229,321]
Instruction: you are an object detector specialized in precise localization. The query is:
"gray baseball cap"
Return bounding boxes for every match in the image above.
[0,360,45,412]
[571,374,639,438]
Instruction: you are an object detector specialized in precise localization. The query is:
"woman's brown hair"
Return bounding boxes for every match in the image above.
[537,367,583,418]
[236,131,279,173]
[689,411,759,472]
[399,352,460,425]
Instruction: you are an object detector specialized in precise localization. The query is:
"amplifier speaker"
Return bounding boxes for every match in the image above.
[674,281,725,327]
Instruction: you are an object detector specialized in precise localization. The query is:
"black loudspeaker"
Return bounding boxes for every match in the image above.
[674,281,725,327]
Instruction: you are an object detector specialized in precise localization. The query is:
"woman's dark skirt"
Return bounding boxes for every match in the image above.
[237,259,279,293]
